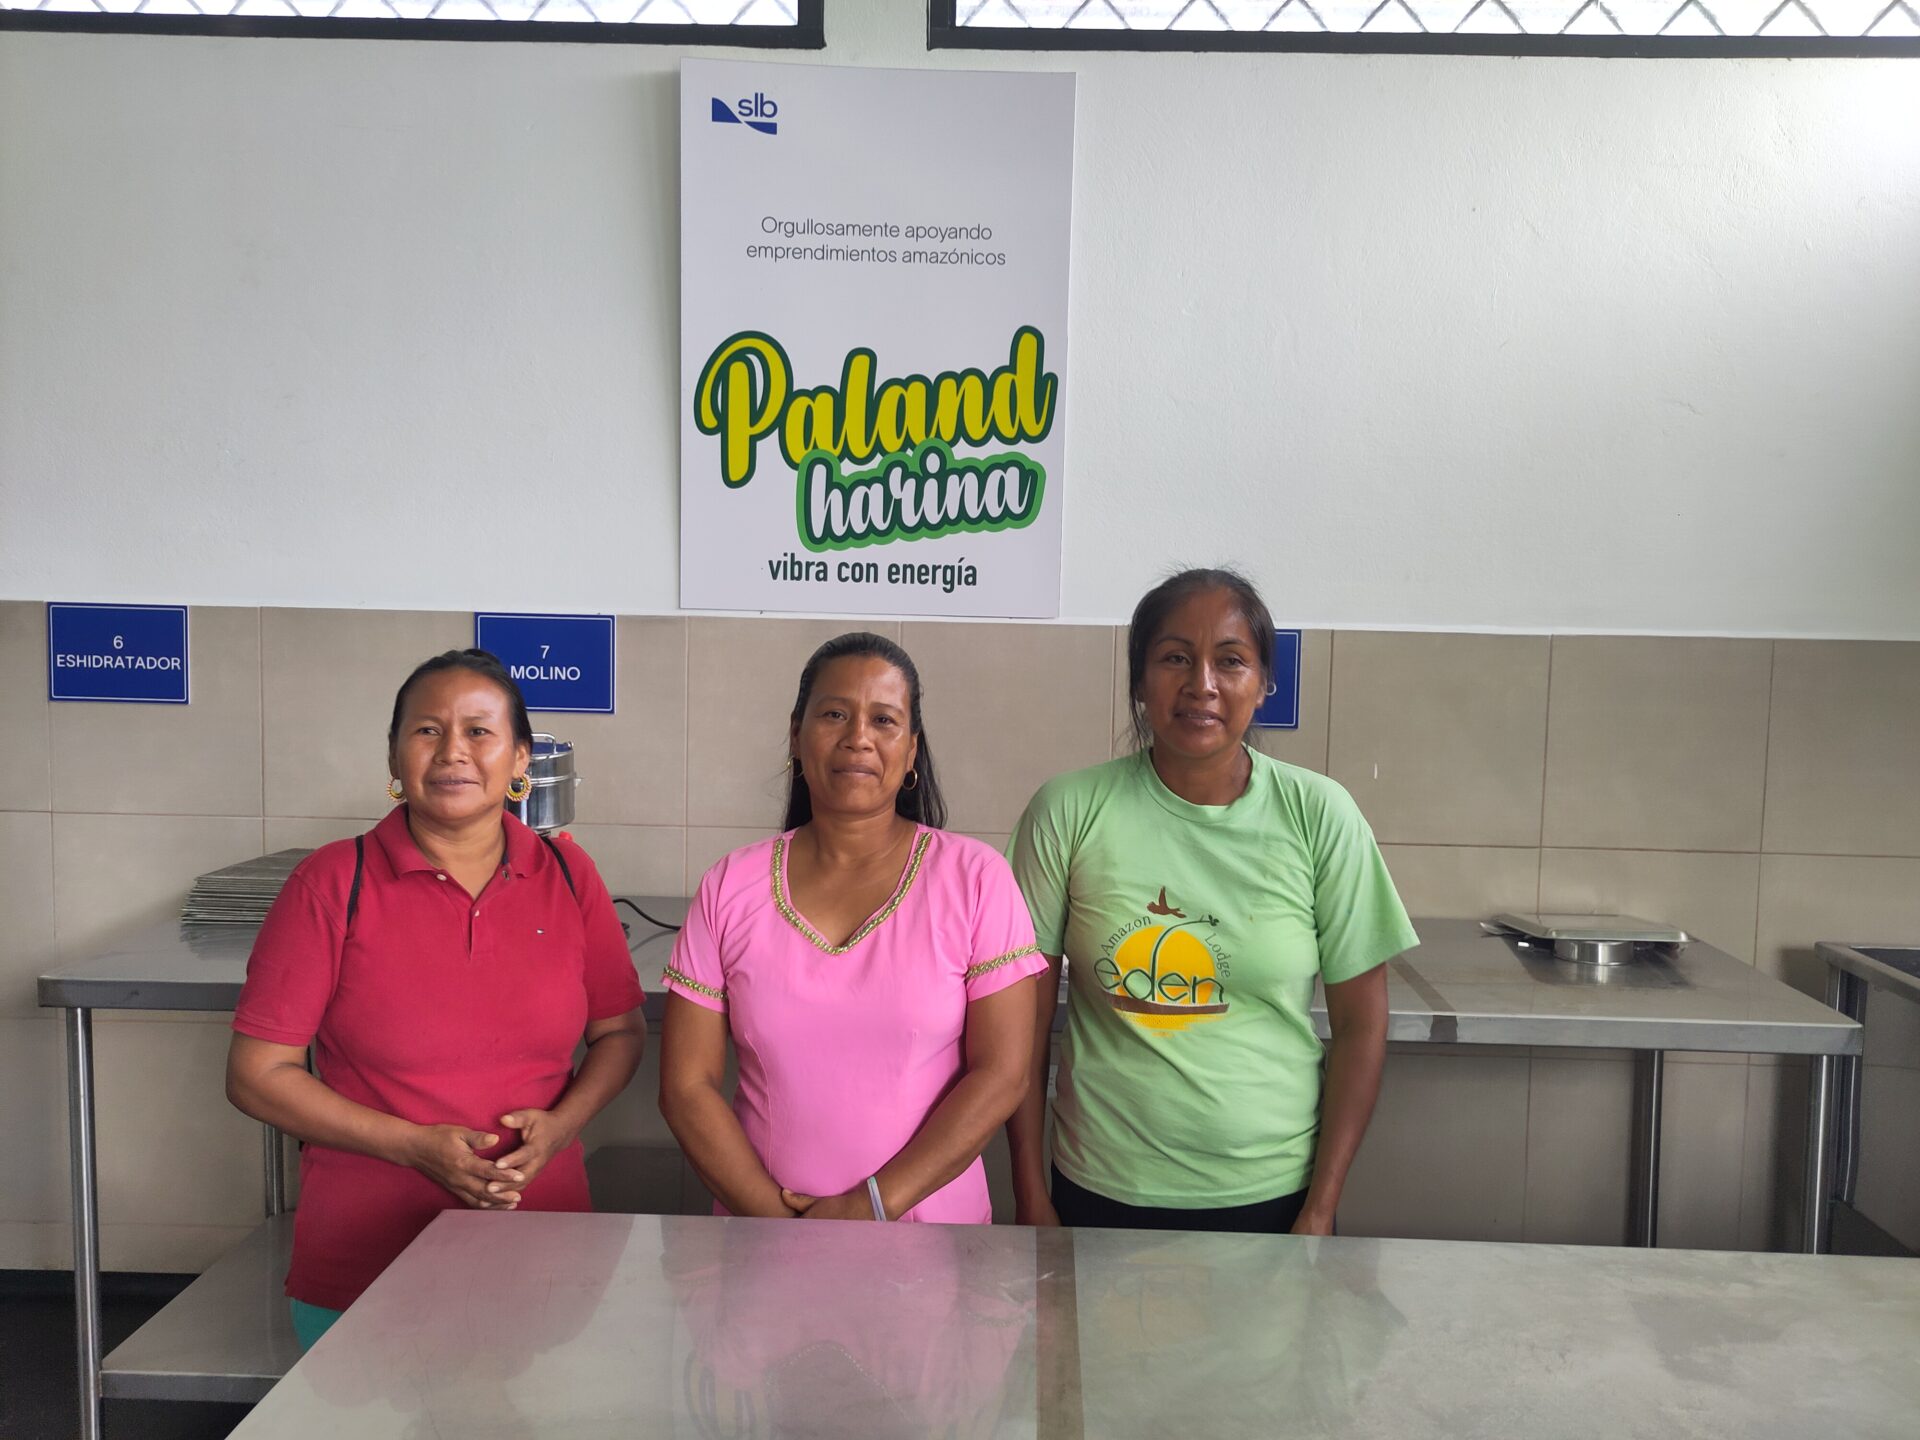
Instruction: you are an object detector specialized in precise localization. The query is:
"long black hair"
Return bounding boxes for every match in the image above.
[1125,567,1276,751]
[387,648,535,752]
[782,632,947,831]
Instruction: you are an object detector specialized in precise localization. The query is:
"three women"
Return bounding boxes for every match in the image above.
[229,567,1414,1336]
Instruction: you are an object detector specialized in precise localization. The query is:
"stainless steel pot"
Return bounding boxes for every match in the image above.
[506,733,579,833]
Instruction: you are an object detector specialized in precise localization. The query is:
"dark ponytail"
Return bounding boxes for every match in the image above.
[782,632,947,832]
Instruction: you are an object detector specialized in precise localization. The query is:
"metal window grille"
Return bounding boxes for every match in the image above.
[934,0,1920,49]
[0,0,821,44]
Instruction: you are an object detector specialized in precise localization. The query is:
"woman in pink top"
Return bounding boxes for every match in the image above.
[659,632,1046,1224]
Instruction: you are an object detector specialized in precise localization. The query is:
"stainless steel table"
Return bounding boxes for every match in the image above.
[40,906,1858,1436]
[228,1209,1920,1440]
[1815,941,1920,1255]
[1335,921,1862,1256]
[36,897,687,1440]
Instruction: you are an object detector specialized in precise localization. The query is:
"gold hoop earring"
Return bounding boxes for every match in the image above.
[506,774,532,803]
[386,777,405,802]
[904,769,919,791]
[789,755,800,774]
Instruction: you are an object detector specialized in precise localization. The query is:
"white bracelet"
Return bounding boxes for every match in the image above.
[865,1174,887,1221]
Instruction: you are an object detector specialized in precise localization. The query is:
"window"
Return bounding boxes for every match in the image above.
[930,0,1919,52]
[0,0,822,45]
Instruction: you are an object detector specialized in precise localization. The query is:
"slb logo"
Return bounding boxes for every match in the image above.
[710,93,778,136]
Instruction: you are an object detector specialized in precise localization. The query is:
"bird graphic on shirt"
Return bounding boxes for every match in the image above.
[1145,887,1186,919]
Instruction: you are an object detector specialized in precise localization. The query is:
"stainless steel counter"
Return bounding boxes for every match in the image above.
[38,909,1858,1055]
[228,1210,1920,1440]
[38,903,1863,1436]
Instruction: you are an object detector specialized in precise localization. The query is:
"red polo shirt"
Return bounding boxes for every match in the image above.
[233,807,643,1311]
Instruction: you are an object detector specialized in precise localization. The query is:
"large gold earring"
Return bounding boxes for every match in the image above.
[386,777,405,802]
[506,774,532,803]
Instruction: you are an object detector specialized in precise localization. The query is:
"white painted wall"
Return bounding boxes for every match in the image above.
[3,2,1917,634]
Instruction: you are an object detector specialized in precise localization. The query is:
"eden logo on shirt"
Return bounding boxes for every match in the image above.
[1094,888,1231,1033]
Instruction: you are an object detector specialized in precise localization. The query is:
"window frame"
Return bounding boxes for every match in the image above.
[0,0,822,46]
[927,0,1920,58]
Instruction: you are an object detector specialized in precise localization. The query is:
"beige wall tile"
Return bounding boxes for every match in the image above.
[0,602,51,812]
[685,826,771,893]
[1755,854,1920,999]
[50,607,263,817]
[1379,845,1539,920]
[264,816,367,852]
[1109,626,1135,759]
[905,621,1113,835]
[262,607,468,820]
[52,813,264,961]
[1765,640,1920,857]
[1327,632,1550,847]
[95,1018,263,1229]
[1337,1052,1530,1241]
[1538,849,1762,964]
[549,617,687,827]
[0,1222,257,1273]
[1524,1056,1634,1245]
[1112,625,1334,774]
[1657,1060,1748,1250]
[1541,637,1771,852]
[100,1224,258,1274]
[685,619,896,829]
[1854,1062,1920,1252]
[1253,629,1333,775]
[581,1043,677,1152]
[564,824,684,899]
[1738,1059,1805,1252]
[0,812,56,1017]
[0,1017,71,1225]
[0,1222,70,1269]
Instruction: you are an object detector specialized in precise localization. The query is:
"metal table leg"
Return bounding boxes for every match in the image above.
[1635,1050,1665,1248]
[66,1006,102,1440]
[1829,970,1867,1207]
[264,1125,287,1217]
[1802,1053,1836,1254]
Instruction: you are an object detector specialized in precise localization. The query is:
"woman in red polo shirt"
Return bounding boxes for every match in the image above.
[227,649,645,1348]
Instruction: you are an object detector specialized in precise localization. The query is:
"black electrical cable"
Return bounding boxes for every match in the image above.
[615,896,681,933]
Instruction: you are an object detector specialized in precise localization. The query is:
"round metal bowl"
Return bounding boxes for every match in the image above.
[1551,937,1641,967]
[506,733,579,833]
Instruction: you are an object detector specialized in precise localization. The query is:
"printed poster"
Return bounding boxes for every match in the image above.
[680,59,1076,617]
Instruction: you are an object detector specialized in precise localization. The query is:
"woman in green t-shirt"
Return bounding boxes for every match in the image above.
[1006,568,1416,1233]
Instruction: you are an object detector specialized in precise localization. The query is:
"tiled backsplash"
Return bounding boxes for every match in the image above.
[5,601,1920,1271]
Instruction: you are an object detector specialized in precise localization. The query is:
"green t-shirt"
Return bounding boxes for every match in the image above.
[1008,748,1418,1209]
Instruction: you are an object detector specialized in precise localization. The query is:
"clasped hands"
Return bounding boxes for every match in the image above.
[779,1185,879,1221]
[402,1108,574,1211]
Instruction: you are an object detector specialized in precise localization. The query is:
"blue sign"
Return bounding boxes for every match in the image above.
[474,613,616,715]
[1253,630,1302,730]
[48,603,190,704]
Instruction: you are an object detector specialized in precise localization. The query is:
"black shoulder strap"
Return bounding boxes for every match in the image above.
[346,834,366,932]
[541,832,578,898]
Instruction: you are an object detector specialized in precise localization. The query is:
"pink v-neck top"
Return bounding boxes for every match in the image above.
[665,826,1045,1224]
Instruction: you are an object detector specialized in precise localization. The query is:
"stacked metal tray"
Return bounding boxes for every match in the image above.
[180,849,313,924]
